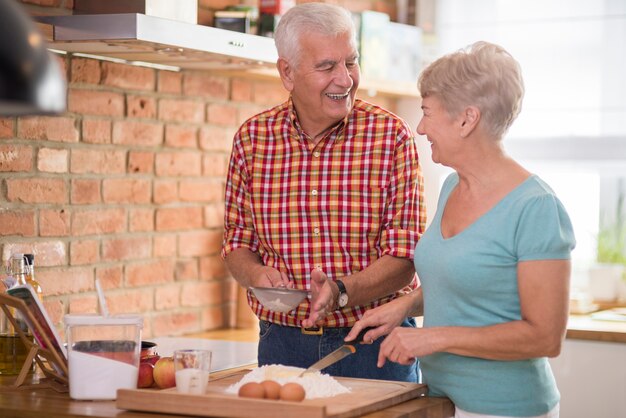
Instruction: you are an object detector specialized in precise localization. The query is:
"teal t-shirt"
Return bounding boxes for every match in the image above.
[415,173,576,417]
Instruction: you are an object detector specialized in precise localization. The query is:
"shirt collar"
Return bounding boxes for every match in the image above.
[287,96,348,146]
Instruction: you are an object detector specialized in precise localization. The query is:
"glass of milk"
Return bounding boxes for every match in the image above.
[64,314,142,400]
[174,349,211,394]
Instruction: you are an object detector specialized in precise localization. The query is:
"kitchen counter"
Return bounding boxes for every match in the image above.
[0,327,454,418]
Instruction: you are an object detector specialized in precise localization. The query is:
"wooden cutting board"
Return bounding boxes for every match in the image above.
[117,369,427,418]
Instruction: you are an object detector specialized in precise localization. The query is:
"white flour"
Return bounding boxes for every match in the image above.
[225,364,351,399]
[263,298,294,312]
[68,350,138,400]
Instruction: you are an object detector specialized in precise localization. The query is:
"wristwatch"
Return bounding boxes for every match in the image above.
[335,280,348,308]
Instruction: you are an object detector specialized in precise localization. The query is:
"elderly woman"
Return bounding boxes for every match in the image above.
[346,41,575,418]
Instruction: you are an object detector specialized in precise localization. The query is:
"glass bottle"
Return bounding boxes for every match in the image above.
[0,257,30,375]
[22,254,43,302]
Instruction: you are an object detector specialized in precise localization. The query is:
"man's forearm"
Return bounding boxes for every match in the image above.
[224,247,264,289]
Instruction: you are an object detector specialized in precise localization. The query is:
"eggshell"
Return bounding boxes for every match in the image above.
[238,382,266,399]
[260,380,282,400]
[279,382,306,402]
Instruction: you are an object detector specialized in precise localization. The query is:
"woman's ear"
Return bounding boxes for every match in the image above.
[460,106,480,137]
[277,58,294,92]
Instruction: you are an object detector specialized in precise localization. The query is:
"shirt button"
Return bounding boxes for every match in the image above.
[313,227,320,236]
[313,151,321,158]
[311,189,318,196]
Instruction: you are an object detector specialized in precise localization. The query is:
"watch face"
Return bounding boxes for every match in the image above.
[338,293,348,308]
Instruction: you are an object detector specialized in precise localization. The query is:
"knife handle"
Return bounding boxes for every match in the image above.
[345,326,376,346]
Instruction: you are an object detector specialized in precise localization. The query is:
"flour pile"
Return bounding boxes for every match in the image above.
[226,364,351,399]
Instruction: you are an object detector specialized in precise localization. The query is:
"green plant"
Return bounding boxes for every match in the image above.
[597,190,626,265]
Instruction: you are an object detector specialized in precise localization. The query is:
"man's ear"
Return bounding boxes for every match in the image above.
[277,58,294,92]
[460,106,481,137]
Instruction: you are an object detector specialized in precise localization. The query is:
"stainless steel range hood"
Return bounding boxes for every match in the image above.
[35,13,278,71]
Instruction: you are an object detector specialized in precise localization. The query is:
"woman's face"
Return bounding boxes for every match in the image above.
[416,96,464,166]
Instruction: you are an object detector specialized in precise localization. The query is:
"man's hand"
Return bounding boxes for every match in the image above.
[301,269,336,328]
[251,265,293,289]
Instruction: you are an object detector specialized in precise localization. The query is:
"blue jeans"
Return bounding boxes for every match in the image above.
[257,317,420,382]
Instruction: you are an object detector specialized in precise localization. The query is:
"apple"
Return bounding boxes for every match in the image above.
[153,356,176,389]
[141,354,161,366]
[137,362,155,388]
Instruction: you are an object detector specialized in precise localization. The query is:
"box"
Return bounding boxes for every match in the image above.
[259,0,294,16]
[64,314,142,400]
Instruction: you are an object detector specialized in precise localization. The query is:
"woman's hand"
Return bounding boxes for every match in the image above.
[377,327,442,367]
[301,269,335,328]
[345,291,419,345]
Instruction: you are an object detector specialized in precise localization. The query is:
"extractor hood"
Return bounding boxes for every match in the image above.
[35,13,278,71]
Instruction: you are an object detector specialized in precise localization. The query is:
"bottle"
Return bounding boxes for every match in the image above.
[0,258,29,375]
[22,254,43,302]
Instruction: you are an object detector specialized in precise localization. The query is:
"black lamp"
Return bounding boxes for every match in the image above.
[0,0,66,116]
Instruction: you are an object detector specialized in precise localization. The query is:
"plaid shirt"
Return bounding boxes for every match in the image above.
[222,98,426,327]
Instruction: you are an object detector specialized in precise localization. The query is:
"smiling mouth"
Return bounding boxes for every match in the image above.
[326,91,350,100]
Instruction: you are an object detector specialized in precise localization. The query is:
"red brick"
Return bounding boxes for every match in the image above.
[0,210,36,237]
[101,62,155,91]
[158,71,182,94]
[254,79,288,105]
[203,204,225,229]
[0,118,14,138]
[0,145,33,172]
[3,241,66,267]
[178,230,223,256]
[179,179,223,203]
[6,178,67,204]
[102,178,151,204]
[43,299,64,326]
[112,120,163,146]
[155,151,201,177]
[158,99,204,123]
[183,72,229,100]
[71,149,125,174]
[71,179,101,204]
[175,259,199,281]
[237,104,266,125]
[199,126,232,152]
[201,305,226,330]
[70,239,99,265]
[231,78,253,102]
[21,0,62,7]
[82,119,111,144]
[68,89,124,116]
[154,180,178,204]
[130,208,154,232]
[165,124,197,148]
[155,284,181,310]
[96,265,123,290]
[37,147,68,173]
[126,95,157,119]
[68,295,98,314]
[71,208,126,236]
[128,151,154,174]
[37,266,93,296]
[156,207,203,231]
[154,235,177,257]
[70,57,101,84]
[151,311,199,336]
[105,289,154,315]
[202,154,229,177]
[182,281,223,307]
[101,236,151,261]
[199,255,229,280]
[206,103,238,126]
[126,259,175,287]
[40,208,70,236]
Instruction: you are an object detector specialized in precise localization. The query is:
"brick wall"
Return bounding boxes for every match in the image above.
[1,0,398,339]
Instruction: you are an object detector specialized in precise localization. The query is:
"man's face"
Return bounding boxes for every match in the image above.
[279,31,360,136]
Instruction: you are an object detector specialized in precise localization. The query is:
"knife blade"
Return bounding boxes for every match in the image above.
[299,327,374,376]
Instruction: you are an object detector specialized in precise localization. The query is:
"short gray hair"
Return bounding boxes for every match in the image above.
[274,3,357,66]
[418,41,525,139]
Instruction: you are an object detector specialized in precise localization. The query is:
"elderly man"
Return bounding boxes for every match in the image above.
[222,2,425,381]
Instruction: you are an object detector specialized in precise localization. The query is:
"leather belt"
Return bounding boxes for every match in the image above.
[301,326,323,335]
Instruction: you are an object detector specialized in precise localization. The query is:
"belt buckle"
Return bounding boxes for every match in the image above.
[301,326,323,335]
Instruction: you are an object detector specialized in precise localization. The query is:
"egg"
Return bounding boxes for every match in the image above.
[238,382,266,399]
[260,380,282,400]
[279,382,306,402]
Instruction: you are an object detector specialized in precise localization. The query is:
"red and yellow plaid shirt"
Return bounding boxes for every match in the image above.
[222,98,426,327]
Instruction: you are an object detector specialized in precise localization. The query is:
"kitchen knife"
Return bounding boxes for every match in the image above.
[299,327,374,376]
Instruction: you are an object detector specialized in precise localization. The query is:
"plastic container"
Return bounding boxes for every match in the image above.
[64,314,143,400]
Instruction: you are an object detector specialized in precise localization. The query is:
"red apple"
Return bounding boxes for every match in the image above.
[141,354,161,366]
[137,362,155,388]
[153,356,176,389]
